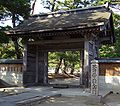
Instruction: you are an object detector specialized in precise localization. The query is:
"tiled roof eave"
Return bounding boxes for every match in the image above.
[6,24,102,37]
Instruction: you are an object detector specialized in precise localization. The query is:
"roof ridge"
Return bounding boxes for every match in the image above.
[31,5,108,18]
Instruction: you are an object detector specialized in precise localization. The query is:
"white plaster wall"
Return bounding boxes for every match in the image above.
[99,76,120,92]
[0,66,23,86]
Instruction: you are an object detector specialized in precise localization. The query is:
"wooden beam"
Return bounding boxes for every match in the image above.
[100,37,111,42]
[28,38,85,45]
[36,42,84,52]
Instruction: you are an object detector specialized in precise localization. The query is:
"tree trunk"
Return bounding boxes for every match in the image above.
[51,0,56,12]
[12,13,21,59]
[12,13,16,27]
[70,63,75,75]
[55,57,62,74]
[14,39,21,59]
[31,0,37,15]
[62,59,68,75]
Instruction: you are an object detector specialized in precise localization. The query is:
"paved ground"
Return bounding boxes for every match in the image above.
[38,96,103,106]
[0,85,120,106]
[36,92,120,106]
[0,87,97,106]
[102,93,120,106]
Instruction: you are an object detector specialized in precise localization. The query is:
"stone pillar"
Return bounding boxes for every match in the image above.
[91,60,99,95]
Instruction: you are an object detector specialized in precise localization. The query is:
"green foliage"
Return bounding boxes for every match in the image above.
[99,28,120,57]
[93,0,110,5]
[0,41,16,59]
[0,0,31,59]
[99,45,115,57]
[0,26,10,43]
[113,14,120,28]
[113,28,120,56]
[99,11,120,57]
[0,25,17,58]
[96,1,120,58]
[48,51,80,70]
[42,0,91,11]
[0,0,30,19]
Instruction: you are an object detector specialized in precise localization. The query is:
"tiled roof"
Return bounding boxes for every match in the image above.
[6,5,112,35]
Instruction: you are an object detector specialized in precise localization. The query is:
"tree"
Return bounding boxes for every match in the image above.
[99,3,120,57]
[0,0,30,26]
[0,0,31,59]
[48,51,80,75]
[31,0,37,15]
[42,0,91,12]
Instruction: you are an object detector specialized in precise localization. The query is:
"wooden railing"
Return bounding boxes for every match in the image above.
[0,59,23,86]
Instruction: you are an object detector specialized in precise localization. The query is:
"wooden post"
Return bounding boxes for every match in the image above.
[91,60,99,95]
[37,50,48,85]
[83,40,89,87]
[83,39,97,87]
[80,50,84,85]
[43,52,48,84]
[23,44,36,86]
[35,45,39,83]
[23,43,27,71]
[23,43,27,85]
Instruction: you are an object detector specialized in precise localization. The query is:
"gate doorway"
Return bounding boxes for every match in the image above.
[48,51,82,87]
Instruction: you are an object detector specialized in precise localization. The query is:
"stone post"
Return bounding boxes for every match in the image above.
[91,60,99,95]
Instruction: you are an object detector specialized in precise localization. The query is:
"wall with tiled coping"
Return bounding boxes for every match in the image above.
[0,59,23,86]
[99,58,120,91]
[1,58,120,90]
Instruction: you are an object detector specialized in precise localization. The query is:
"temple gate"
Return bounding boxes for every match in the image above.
[6,5,115,87]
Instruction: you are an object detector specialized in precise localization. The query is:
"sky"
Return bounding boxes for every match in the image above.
[31,0,50,14]
[110,4,120,15]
